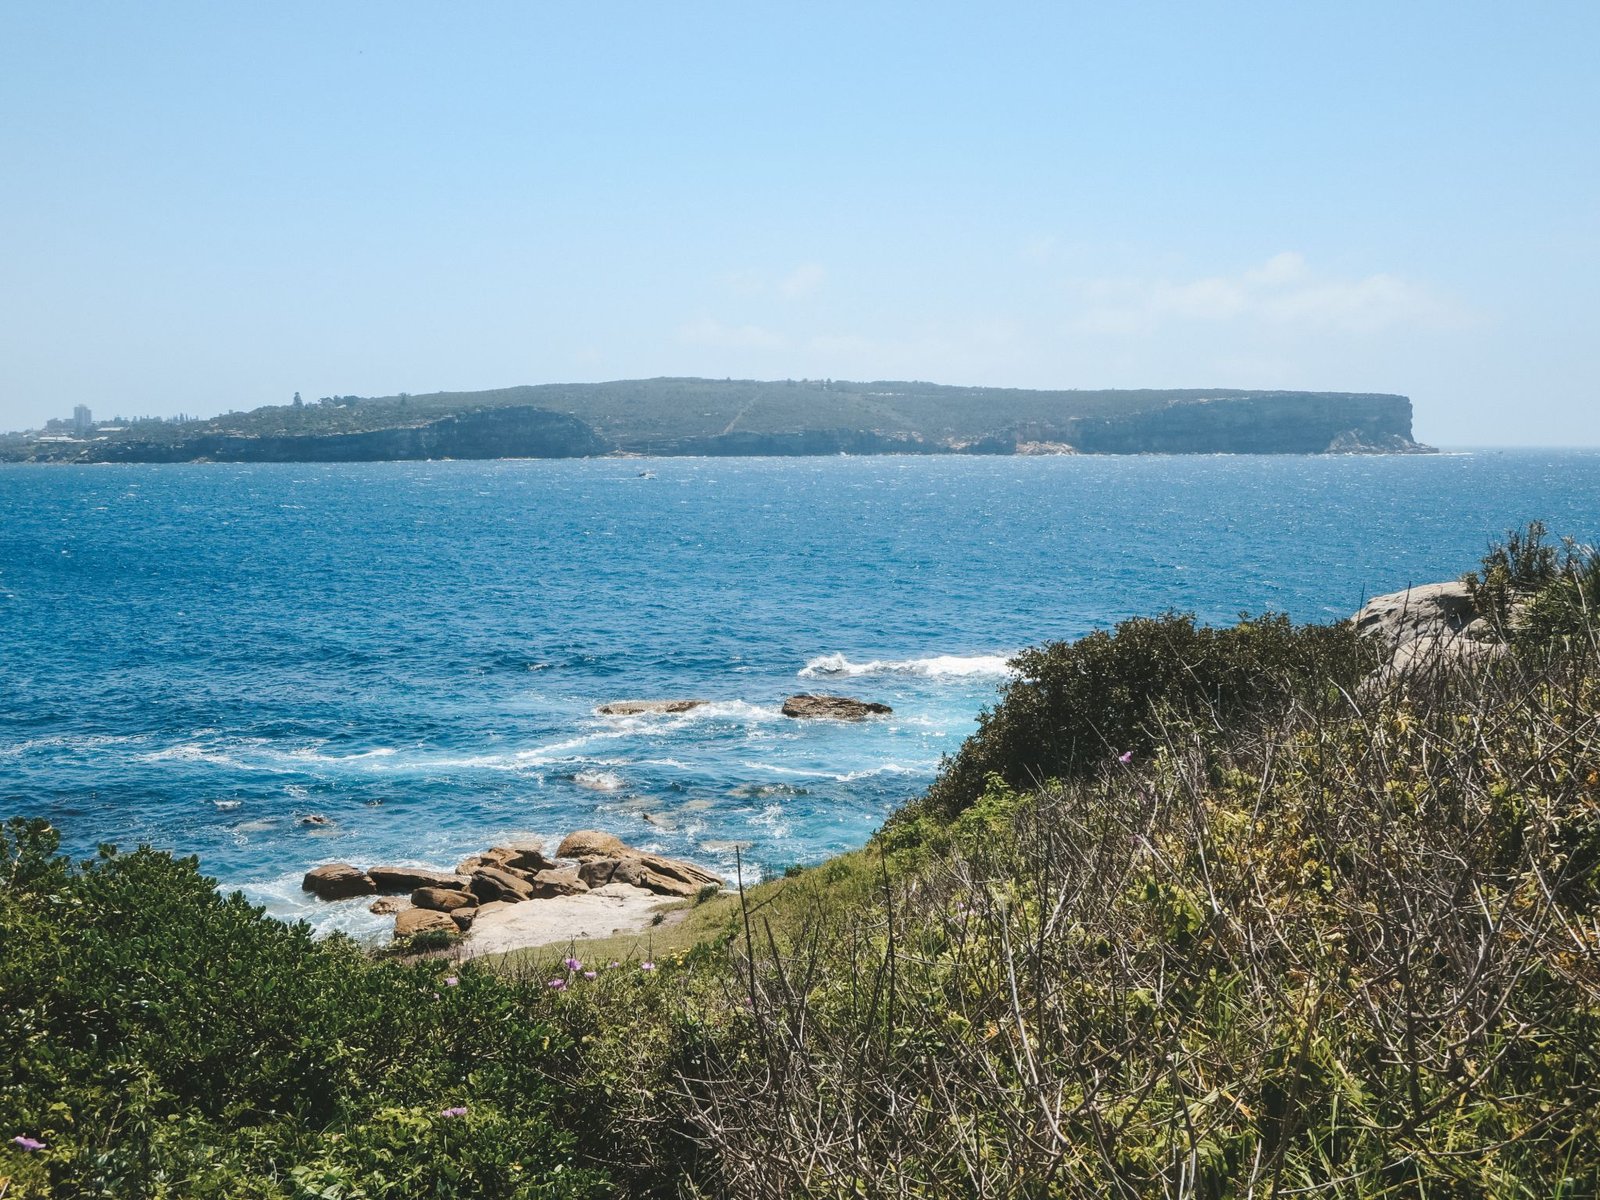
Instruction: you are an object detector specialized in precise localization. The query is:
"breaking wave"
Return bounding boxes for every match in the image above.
[799,652,1013,679]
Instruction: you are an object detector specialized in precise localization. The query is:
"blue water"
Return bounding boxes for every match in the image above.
[3,452,1597,937]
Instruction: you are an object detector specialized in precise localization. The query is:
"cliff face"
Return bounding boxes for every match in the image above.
[81,407,608,464]
[1060,393,1425,455]
[7,384,1433,463]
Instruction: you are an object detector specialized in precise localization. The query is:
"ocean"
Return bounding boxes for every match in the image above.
[3,450,1596,938]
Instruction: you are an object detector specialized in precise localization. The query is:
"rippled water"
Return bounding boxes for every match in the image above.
[3,451,1597,938]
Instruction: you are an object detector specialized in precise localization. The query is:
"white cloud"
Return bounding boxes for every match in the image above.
[778,263,827,299]
[1070,253,1470,337]
[676,317,787,350]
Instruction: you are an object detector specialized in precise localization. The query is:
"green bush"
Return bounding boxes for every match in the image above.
[0,820,607,1199]
[904,611,1374,828]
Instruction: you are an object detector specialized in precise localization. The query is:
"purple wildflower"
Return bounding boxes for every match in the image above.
[547,977,568,991]
[1118,751,1133,765]
[12,1135,45,1151]
[444,975,459,987]
[607,961,620,969]
[640,960,656,971]
[439,1106,468,1118]
[563,956,582,972]
[583,970,597,980]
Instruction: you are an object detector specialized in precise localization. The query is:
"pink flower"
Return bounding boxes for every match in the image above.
[607,961,620,969]
[439,1106,468,1118]
[1118,751,1133,764]
[640,960,656,971]
[12,1136,45,1151]
[444,975,459,987]
[583,970,597,980]
[563,956,582,972]
[547,978,568,991]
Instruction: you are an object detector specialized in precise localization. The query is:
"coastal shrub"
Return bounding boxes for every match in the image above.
[1462,519,1561,631]
[665,629,1600,1196]
[905,611,1374,828]
[0,822,607,1199]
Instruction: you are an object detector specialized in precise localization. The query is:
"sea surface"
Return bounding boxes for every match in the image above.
[3,451,1597,938]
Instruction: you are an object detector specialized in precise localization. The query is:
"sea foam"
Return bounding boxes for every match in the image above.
[799,652,1013,679]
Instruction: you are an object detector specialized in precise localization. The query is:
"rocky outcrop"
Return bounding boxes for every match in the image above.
[596,700,708,716]
[1352,581,1486,647]
[301,863,375,899]
[297,834,721,941]
[1352,581,1506,692]
[781,694,893,720]
[578,852,724,898]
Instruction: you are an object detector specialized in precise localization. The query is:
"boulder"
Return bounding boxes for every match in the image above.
[557,830,627,859]
[597,699,708,716]
[367,866,466,894]
[469,866,536,904]
[1352,582,1484,648]
[298,813,334,827]
[474,900,510,919]
[369,896,410,915]
[412,886,477,913]
[530,867,590,897]
[394,908,458,939]
[1362,633,1509,695]
[612,852,724,898]
[450,908,476,932]
[781,693,893,720]
[499,846,558,874]
[578,857,621,888]
[301,862,376,899]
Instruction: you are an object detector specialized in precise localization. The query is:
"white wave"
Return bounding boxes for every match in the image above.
[212,799,242,810]
[833,762,926,782]
[231,876,392,943]
[799,652,1013,679]
[573,769,625,792]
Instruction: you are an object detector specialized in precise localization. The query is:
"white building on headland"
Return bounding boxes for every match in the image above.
[72,405,93,435]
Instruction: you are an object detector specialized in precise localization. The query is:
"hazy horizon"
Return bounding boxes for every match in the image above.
[2,3,1595,447]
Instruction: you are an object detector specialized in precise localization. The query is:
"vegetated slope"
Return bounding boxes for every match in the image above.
[4,378,1429,461]
[10,531,1591,1198]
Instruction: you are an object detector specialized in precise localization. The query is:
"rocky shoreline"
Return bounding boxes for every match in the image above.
[302,830,723,952]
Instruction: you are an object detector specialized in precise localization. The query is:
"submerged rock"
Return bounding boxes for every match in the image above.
[369,896,410,916]
[596,699,708,716]
[301,862,375,899]
[781,693,893,720]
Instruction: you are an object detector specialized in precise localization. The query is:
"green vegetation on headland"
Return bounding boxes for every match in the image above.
[6,526,1597,1198]
[0,378,1432,462]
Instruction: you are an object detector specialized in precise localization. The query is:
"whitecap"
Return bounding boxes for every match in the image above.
[799,652,1013,679]
[573,769,625,791]
[212,799,242,810]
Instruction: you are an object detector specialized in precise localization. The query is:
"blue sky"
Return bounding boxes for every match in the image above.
[2,2,1595,444]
